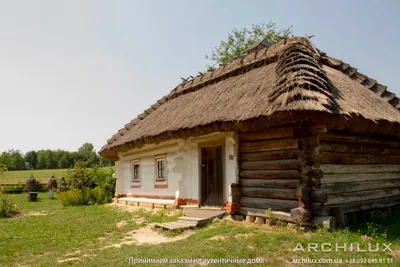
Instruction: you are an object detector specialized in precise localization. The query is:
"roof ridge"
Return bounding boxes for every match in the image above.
[319,53,400,112]
[100,37,400,154]
[101,38,285,151]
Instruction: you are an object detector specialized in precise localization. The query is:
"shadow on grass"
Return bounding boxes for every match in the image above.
[347,211,400,242]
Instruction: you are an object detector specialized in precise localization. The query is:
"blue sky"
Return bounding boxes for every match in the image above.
[0,0,399,153]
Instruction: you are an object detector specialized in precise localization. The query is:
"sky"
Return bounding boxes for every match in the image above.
[0,0,399,154]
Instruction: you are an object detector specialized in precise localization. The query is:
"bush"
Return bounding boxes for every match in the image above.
[59,189,89,206]
[1,184,25,194]
[0,194,19,218]
[61,162,116,206]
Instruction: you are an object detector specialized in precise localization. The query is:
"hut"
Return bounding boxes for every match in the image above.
[100,37,400,228]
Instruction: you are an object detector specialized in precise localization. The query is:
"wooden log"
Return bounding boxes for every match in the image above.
[230,183,240,195]
[320,164,400,174]
[323,173,400,183]
[241,187,297,200]
[319,195,400,214]
[320,141,400,155]
[245,215,255,223]
[265,218,274,226]
[305,158,320,168]
[300,163,312,174]
[230,183,241,203]
[319,132,400,147]
[240,159,299,170]
[240,179,299,189]
[240,149,298,161]
[296,185,312,198]
[302,216,336,230]
[309,125,327,134]
[321,152,400,165]
[310,190,328,202]
[240,197,298,212]
[321,179,400,194]
[356,211,366,223]
[240,170,301,179]
[347,213,357,225]
[311,204,328,216]
[326,188,400,206]
[290,207,312,223]
[331,207,346,227]
[298,197,312,208]
[239,138,299,153]
[301,177,321,188]
[305,136,320,147]
[393,204,400,213]
[239,125,295,141]
[239,207,294,222]
[254,217,265,225]
[306,169,323,179]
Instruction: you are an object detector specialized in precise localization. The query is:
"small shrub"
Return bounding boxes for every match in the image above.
[64,162,116,206]
[59,189,89,206]
[0,194,19,218]
[366,222,387,241]
[266,208,276,224]
[370,210,389,221]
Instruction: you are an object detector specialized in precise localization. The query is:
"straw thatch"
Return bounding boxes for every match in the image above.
[100,37,400,159]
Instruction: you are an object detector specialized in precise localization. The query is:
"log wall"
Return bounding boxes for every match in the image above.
[238,125,300,214]
[318,131,400,224]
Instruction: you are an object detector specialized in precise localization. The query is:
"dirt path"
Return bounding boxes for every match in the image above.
[57,224,194,263]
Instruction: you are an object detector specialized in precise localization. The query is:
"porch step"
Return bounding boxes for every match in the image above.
[177,216,210,226]
[154,221,197,230]
[179,205,199,210]
[155,210,227,231]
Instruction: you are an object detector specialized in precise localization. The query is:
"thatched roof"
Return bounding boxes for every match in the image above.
[100,37,400,159]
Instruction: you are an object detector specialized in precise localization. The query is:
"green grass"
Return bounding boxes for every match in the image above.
[0,169,67,184]
[0,194,399,266]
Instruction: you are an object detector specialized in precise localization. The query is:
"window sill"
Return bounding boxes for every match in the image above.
[131,182,141,188]
[154,183,168,188]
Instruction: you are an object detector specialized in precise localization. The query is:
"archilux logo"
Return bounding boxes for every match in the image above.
[293,243,392,252]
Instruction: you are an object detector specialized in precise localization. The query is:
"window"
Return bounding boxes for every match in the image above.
[154,154,168,187]
[130,159,140,186]
[157,160,165,179]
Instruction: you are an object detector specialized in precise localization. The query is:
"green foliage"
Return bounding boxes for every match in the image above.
[266,208,276,224]
[366,222,388,241]
[0,150,26,171]
[24,151,37,169]
[61,162,116,206]
[0,142,115,171]
[1,193,400,266]
[206,21,293,66]
[59,189,88,206]
[0,163,7,177]
[0,194,18,218]
[1,183,26,194]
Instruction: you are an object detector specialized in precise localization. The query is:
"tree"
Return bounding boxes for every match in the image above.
[0,150,25,170]
[77,143,98,167]
[205,21,293,67]
[25,151,37,169]
[0,163,7,177]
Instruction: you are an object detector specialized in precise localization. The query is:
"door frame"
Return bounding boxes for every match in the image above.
[197,139,225,207]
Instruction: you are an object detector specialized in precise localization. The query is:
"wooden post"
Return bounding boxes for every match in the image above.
[254,217,265,225]
[331,207,346,227]
[302,216,336,230]
[245,215,255,223]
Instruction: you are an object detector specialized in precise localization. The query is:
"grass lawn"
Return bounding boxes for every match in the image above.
[0,194,399,266]
[0,169,68,184]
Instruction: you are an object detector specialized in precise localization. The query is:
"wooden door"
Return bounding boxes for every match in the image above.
[201,145,223,206]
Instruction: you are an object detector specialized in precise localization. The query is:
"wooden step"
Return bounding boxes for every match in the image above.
[155,221,197,230]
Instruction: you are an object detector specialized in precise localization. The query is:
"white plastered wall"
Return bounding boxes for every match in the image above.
[114,132,238,204]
